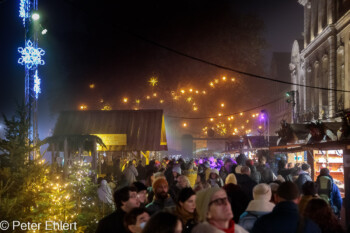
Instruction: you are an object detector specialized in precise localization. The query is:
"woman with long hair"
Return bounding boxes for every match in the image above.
[142,211,182,233]
[173,188,198,233]
[303,198,345,233]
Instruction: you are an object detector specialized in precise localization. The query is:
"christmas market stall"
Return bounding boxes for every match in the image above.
[47,110,167,177]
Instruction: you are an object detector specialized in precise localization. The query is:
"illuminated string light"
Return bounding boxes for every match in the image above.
[89,83,95,89]
[180,89,185,94]
[222,76,226,81]
[18,40,45,69]
[221,103,225,107]
[19,0,30,25]
[123,97,128,103]
[160,99,164,103]
[214,79,219,84]
[33,70,41,99]
[153,93,157,97]
[148,77,158,86]
[189,88,193,92]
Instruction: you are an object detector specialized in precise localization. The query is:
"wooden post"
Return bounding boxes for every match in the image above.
[343,149,350,229]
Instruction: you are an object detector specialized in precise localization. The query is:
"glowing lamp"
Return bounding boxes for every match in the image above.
[189,88,193,92]
[221,103,225,107]
[180,89,185,94]
[123,98,128,103]
[32,12,40,21]
[41,28,47,35]
[222,76,226,81]
[153,93,157,97]
[210,118,214,122]
[240,113,243,116]
[183,123,187,127]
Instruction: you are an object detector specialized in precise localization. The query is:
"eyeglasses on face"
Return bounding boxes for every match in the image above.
[209,197,229,206]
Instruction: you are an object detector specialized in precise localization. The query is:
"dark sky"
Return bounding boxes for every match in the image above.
[0,0,303,139]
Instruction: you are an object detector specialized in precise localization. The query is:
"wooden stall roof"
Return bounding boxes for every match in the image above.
[52,110,167,151]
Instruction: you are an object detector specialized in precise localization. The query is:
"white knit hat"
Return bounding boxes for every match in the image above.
[253,183,272,202]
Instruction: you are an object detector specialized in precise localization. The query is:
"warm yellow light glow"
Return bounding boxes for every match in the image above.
[187,97,192,102]
[231,78,235,82]
[218,113,222,117]
[258,126,262,129]
[160,99,164,103]
[136,99,140,104]
[240,112,243,116]
[146,96,150,99]
[221,103,225,107]
[228,117,231,121]
[222,76,226,81]
[79,105,87,110]
[234,128,238,132]
[214,79,219,83]
[241,126,245,129]
[230,116,234,120]
[210,118,214,122]
[193,106,198,111]
[153,93,157,97]
[195,90,199,94]
[123,98,128,103]
[183,123,187,127]
[89,83,95,89]
[180,89,185,94]
[202,90,206,94]
[210,82,214,87]
[148,77,158,86]
[252,114,256,118]
[232,132,236,135]
[246,120,249,123]
[189,88,193,92]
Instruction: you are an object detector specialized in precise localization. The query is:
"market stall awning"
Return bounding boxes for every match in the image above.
[52,109,167,151]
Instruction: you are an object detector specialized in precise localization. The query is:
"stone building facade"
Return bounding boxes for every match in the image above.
[290,0,350,123]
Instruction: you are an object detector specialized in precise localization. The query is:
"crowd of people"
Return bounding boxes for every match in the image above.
[95,154,346,233]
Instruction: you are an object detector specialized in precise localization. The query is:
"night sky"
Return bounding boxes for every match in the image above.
[0,0,303,139]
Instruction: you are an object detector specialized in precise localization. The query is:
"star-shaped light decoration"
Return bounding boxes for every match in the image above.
[148,77,158,86]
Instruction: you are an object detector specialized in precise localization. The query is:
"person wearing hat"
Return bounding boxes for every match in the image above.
[146,177,175,215]
[295,163,312,191]
[192,187,248,233]
[207,169,224,188]
[251,182,321,233]
[238,184,275,232]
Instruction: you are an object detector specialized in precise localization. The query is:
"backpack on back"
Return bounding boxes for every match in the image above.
[317,176,332,204]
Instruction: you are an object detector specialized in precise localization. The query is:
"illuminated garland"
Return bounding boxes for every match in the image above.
[33,70,41,99]
[19,0,30,26]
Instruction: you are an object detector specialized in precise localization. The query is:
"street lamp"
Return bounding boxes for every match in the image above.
[259,110,270,146]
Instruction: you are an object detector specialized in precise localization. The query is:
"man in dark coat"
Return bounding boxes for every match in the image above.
[256,156,274,184]
[295,163,312,191]
[96,186,140,233]
[251,182,321,233]
[237,166,257,200]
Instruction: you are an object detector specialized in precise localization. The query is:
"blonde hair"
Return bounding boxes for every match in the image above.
[225,173,237,185]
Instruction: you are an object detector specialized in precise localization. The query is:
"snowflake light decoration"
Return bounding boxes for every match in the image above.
[19,0,30,26]
[18,40,45,69]
[33,70,41,99]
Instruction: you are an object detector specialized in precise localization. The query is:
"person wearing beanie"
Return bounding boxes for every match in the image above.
[295,163,312,191]
[208,169,224,188]
[192,187,248,233]
[225,173,237,185]
[251,182,321,233]
[146,177,175,215]
[204,161,212,181]
[238,184,275,232]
